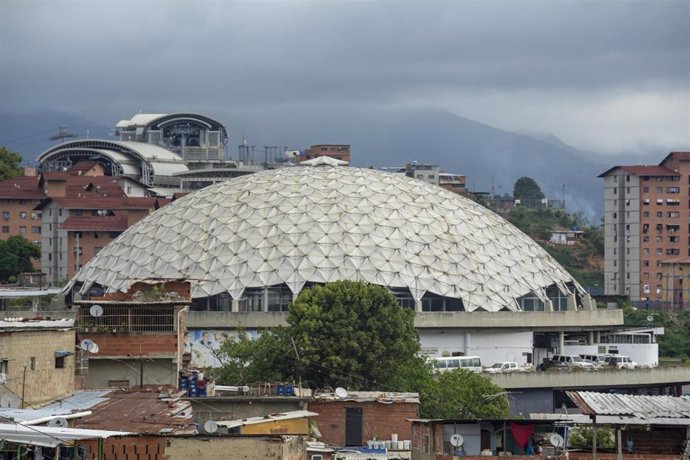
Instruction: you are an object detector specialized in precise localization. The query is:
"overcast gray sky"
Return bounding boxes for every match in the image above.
[1,0,688,154]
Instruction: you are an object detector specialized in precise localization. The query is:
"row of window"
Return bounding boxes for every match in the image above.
[1,211,41,220]
[1,225,41,234]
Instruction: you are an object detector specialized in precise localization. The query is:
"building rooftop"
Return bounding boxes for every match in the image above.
[598,165,678,178]
[60,215,129,232]
[71,387,196,435]
[0,175,44,199]
[0,318,74,331]
[216,410,318,429]
[312,391,420,404]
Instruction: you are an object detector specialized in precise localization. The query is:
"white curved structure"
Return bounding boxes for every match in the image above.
[38,140,188,187]
[72,166,590,313]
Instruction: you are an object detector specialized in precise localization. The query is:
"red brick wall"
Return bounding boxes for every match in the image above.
[79,333,177,356]
[80,436,166,460]
[308,400,418,447]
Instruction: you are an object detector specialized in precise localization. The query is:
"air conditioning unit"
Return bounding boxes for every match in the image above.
[0,373,7,384]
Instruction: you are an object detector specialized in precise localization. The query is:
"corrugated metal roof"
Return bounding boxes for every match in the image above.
[313,391,420,404]
[0,319,73,331]
[0,390,111,423]
[71,387,196,435]
[217,410,318,429]
[0,422,130,448]
[566,391,690,421]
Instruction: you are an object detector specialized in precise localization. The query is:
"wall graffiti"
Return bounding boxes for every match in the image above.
[184,329,257,368]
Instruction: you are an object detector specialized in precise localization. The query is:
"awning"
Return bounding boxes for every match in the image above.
[0,423,130,448]
[54,350,74,358]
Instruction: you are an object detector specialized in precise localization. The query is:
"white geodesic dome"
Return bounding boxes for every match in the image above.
[73,165,587,312]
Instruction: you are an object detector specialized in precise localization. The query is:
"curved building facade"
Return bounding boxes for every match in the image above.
[115,113,229,162]
[38,139,188,188]
[72,165,592,313]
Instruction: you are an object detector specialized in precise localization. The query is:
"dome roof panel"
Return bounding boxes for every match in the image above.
[73,167,586,310]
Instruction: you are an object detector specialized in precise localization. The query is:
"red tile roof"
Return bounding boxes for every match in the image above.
[71,387,195,435]
[68,161,101,175]
[598,165,677,177]
[35,196,161,211]
[0,176,45,199]
[60,215,128,231]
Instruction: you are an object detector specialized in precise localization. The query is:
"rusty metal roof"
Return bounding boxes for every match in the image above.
[566,391,690,422]
[71,386,196,435]
[312,391,419,404]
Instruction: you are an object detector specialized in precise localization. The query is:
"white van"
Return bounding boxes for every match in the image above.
[550,354,594,369]
[431,356,483,373]
[605,355,637,369]
[579,354,608,367]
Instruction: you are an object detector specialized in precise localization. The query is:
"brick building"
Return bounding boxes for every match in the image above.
[74,281,190,389]
[308,391,419,448]
[303,145,351,163]
[600,152,690,306]
[0,318,75,407]
[0,174,46,250]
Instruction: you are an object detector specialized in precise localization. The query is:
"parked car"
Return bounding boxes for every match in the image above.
[579,354,608,368]
[550,354,595,369]
[485,362,520,374]
[605,355,637,369]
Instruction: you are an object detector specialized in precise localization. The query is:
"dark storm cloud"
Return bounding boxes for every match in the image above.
[1,0,688,151]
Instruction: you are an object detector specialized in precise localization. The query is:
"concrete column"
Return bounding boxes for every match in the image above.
[588,331,595,345]
[263,288,269,312]
[595,331,601,343]
[231,299,239,313]
[415,299,422,313]
[567,293,577,311]
[545,299,554,312]
[616,427,623,460]
[592,424,597,460]
[558,331,565,354]
[464,332,471,356]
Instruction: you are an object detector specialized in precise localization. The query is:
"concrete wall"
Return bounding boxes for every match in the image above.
[308,400,418,447]
[186,309,624,331]
[0,328,75,407]
[84,358,176,388]
[166,435,306,460]
[507,388,554,416]
[488,366,690,390]
[420,330,533,366]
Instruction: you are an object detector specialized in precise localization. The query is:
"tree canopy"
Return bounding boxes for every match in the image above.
[0,235,41,282]
[211,281,511,419]
[0,147,22,181]
[286,280,420,390]
[513,176,545,201]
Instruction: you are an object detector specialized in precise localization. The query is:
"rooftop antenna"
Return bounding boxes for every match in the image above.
[49,125,77,143]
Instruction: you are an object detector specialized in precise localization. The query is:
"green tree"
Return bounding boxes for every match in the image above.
[422,369,509,419]
[513,176,545,201]
[0,147,22,181]
[287,281,420,390]
[0,235,40,282]
[210,328,288,384]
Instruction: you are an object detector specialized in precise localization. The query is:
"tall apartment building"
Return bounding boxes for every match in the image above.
[600,152,690,306]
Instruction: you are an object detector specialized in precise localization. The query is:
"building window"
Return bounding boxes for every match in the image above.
[668,211,680,218]
[2,212,8,220]
[656,187,663,193]
[0,359,7,375]
[656,211,663,218]
[94,246,102,255]
[643,211,649,217]
[18,226,26,235]
[19,212,26,219]
[667,187,680,193]
[1,226,8,234]
[643,260,650,267]
[31,226,41,234]
[643,186,649,193]
[55,356,65,369]
[29,357,36,370]
[656,248,663,255]
[643,272,650,279]
[643,248,649,255]
[31,211,40,220]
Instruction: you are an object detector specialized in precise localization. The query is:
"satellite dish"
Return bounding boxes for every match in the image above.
[647,315,654,322]
[450,434,464,447]
[335,387,348,399]
[204,420,218,434]
[89,305,104,317]
[550,433,564,448]
[48,418,68,428]
[0,394,21,408]
[80,339,99,354]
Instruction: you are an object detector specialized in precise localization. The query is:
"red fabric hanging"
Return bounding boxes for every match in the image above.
[509,422,534,449]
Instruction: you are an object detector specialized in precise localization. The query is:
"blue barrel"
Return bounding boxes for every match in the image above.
[188,385,198,397]
[179,375,189,389]
[285,384,294,396]
[277,384,285,396]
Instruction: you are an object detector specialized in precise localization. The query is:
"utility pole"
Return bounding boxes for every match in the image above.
[21,366,27,408]
[140,345,144,389]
